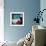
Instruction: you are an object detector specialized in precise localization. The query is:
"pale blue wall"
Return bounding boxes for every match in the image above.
[4,0,40,42]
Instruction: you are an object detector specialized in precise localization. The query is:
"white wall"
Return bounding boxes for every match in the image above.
[0,0,4,42]
[40,0,46,26]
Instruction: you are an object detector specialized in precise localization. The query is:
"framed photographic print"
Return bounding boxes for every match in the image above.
[10,12,24,26]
